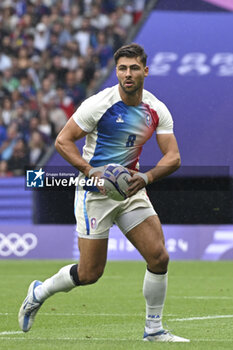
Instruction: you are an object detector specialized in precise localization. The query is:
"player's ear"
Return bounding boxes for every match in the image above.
[144,66,149,77]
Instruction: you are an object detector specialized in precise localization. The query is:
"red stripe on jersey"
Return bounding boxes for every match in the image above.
[142,103,159,130]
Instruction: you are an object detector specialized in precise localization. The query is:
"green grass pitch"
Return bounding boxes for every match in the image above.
[0,260,233,350]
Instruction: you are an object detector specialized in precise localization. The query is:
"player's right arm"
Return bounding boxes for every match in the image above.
[55,117,92,177]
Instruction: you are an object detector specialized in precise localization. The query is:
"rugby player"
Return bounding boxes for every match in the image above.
[19,43,189,342]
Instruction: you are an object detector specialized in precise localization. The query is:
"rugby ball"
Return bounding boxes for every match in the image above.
[101,164,131,201]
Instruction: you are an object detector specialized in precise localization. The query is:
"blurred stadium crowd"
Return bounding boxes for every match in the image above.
[0,0,147,176]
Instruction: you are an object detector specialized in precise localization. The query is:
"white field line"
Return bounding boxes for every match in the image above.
[169,315,233,322]
[2,312,233,320]
[2,311,233,321]
[191,339,233,342]
[0,336,233,342]
[0,312,143,317]
[0,312,175,317]
[0,336,141,341]
[171,296,233,300]
[0,331,23,335]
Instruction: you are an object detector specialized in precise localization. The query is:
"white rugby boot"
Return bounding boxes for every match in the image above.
[143,329,190,342]
[18,280,43,332]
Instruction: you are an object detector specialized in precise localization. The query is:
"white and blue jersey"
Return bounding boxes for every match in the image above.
[72,84,173,170]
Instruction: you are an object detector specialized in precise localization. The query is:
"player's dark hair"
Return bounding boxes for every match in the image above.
[114,43,147,66]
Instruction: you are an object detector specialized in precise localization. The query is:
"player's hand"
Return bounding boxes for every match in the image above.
[88,167,106,195]
[126,170,148,197]
[92,171,106,195]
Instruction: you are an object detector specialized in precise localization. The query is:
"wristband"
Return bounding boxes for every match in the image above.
[133,172,149,185]
[88,166,104,178]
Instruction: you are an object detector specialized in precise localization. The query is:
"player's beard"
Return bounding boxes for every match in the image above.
[119,79,143,95]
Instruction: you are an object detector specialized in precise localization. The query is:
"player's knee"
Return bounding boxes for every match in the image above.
[148,247,169,272]
[79,266,104,285]
[158,249,169,270]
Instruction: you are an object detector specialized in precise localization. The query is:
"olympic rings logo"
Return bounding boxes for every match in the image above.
[0,233,38,257]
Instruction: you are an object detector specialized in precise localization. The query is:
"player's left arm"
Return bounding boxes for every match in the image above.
[127,133,181,196]
[146,133,181,183]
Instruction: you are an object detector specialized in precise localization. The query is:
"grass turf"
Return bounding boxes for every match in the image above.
[0,260,233,350]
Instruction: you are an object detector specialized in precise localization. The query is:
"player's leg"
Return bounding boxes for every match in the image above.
[77,237,108,284]
[18,188,117,332]
[18,237,108,332]
[126,214,168,272]
[116,211,168,330]
[126,215,168,332]
[34,237,109,299]
[116,206,189,342]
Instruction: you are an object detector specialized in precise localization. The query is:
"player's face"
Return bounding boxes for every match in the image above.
[116,56,149,95]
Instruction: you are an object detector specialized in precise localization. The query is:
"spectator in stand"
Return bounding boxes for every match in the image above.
[82,0,93,16]
[40,77,56,105]
[1,0,19,32]
[0,73,8,101]
[59,15,73,46]
[60,46,79,71]
[1,97,15,126]
[15,0,27,18]
[37,105,56,141]
[102,0,117,14]
[70,4,83,31]
[0,160,12,177]
[41,50,53,72]
[50,55,68,86]
[132,0,146,23]
[40,13,51,29]
[35,90,44,110]
[2,68,20,93]
[33,0,51,23]
[90,3,110,30]
[11,89,23,107]
[24,34,38,58]
[56,85,75,119]
[27,116,39,137]
[12,100,32,138]
[46,71,57,90]
[27,55,43,91]
[17,13,34,38]
[107,11,126,52]
[7,138,29,175]
[34,22,50,53]
[10,25,26,50]
[18,74,36,101]
[47,95,67,134]
[2,34,15,56]
[95,31,113,74]
[0,122,18,161]
[47,31,62,57]
[48,1,61,23]
[73,16,93,57]
[0,52,12,72]
[64,70,86,107]
[79,50,97,89]
[17,46,31,73]
[0,116,7,147]
[116,5,133,31]
[28,130,46,166]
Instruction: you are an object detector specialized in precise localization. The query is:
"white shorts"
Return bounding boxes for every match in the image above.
[74,187,157,239]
